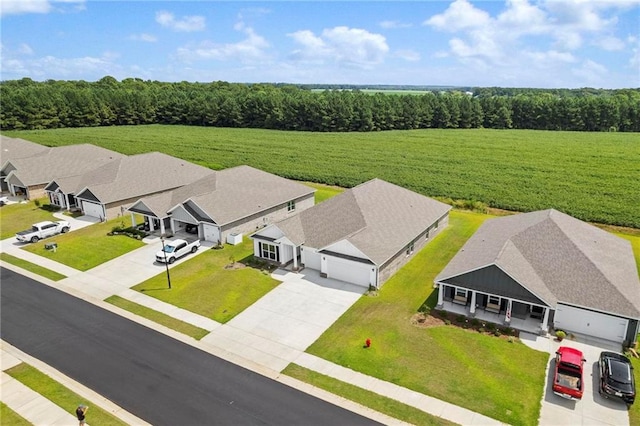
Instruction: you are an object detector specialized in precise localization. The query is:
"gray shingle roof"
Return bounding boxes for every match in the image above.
[184,165,315,225]
[4,144,124,186]
[75,152,212,204]
[0,136,50,164]
[276,178,451,265]
[436,209,640,318]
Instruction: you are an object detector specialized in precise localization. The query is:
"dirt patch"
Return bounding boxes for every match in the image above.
[411,310,520,342]
[224,262,246,270]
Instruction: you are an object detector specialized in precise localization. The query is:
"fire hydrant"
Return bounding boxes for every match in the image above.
[365,338,371,348]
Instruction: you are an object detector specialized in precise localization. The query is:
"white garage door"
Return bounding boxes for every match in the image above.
[327,256,371,287]
[82,201,104,219]
[554,304,628,343]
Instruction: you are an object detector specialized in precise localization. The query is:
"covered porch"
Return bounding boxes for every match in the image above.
[436,283,550,335]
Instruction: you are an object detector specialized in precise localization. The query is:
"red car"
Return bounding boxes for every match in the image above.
[553,346,586,400]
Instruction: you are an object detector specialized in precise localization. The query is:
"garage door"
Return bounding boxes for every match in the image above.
[327,256,372,287]
[554,304,628,343]
[82,201,104,219]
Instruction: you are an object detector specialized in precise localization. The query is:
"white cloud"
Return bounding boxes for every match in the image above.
[394,49,420,61]
[424,0,491,31]
[1,51,120,79]
[130,33,158,43]
[572,59,609,84]
[18,43,34,55]
[593,35,625,51]
[379,20,412,29]
[155,11,205,32]
[288,26,389,68]
[177,26,269,63]
[0,0,51,16]
[628,36,640,69]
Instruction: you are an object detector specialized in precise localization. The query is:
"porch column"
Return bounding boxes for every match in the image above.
[149,219,155,232]
[130,213,136,227]
[65,193,71,211]
[470,291,477,315]
[505,299,512,324]
[170,219,175,235]
[437,283,444,307]
[159,220,166,236]
[541,307,550,333]
[292,244,298,270]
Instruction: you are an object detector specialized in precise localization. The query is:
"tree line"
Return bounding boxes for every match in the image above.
[1,77,638,132]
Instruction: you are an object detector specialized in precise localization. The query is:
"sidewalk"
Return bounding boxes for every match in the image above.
[1,237,507,425]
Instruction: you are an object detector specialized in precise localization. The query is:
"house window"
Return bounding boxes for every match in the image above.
[260,242,279,261]
[406,241,415,255]
[425,229,430,240]
[488,295,500,306]
[455,288,467,298]
[287,200,296,212]
[434,220,439,230]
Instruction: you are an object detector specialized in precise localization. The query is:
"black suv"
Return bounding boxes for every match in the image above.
[599,351,635,407]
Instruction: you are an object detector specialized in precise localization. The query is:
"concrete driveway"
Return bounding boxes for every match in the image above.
[202,268,366,372]
[522,333,630,426]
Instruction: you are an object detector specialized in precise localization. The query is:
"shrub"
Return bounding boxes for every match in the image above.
[41,203,61,212]
[494,329,501,337]
[486,322,496,331]
[471,318,480,327]
[418,303,431,314]
[455,314,466,323]
[478,327,485,334]
[444,319,451,325]
[501,327,513,336]
[555,330,566,341]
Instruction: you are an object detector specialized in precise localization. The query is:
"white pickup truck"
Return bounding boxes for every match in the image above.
[16,220,71,243]
[155,238,200,264]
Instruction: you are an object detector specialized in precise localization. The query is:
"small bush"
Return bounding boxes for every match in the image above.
[555,330,566,340]
[478,327,485,334]
[41,203,61,212]
[418,303,431,315]
[444,319,451,325]
[486,322,496,331]
[455,314,466,323]
[502,327,513,336]
[494,329,501,337]
[471,318,480,327]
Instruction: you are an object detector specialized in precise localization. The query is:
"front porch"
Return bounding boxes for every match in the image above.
[436,283,550,335]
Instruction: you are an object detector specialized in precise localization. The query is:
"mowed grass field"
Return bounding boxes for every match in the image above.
[4,125,639,227]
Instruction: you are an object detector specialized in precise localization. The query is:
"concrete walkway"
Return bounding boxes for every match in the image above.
[0,234,510,426]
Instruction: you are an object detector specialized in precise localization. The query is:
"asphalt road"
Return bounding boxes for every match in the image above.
[1,267,379,425]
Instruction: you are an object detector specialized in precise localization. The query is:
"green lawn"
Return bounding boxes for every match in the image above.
[21,217,144,271]
[5,363,128,426]
[0,252,67,281]
[304,182,345,203]
[132,240,279,323]
[631,356,640,426]
[306,210,548,426]
[283,364,456,426]
[0,198,56,239]
[0,402,31,426]
[105,295,209,339]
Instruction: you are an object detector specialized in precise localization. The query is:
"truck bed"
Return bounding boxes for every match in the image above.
[556,372,581,390]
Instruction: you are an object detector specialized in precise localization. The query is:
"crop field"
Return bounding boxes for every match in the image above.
[4,125,639,228]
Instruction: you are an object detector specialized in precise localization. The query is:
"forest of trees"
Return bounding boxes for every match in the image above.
[1,77,639,132]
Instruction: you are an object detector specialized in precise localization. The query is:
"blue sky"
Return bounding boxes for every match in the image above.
[1,0,639,88]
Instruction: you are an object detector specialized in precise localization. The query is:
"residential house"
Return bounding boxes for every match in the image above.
[127,165,315,244]
[251,178,451,289]
[0,136,50,193]
[434,209,640,344]
[61,152,212,220]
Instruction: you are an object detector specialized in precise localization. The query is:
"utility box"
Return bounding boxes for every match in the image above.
[226,233,242,245]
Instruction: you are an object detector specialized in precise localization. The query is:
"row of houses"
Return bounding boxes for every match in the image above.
[2,135,639,345]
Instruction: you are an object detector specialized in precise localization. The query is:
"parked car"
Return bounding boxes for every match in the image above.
[0,196,8,206]
[553,346,585,400]
[599,351,636,407]
[16,220,70,243]
[155,238,200,264]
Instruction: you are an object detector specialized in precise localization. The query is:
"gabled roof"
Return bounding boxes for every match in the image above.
[179,165,315,225]
[75,152,212,204]
[274,178,451,265]
[3,144,124,186]
[0,135,50,165]
[436,209,640,318]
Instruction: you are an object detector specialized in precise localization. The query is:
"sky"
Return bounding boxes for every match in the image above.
[1,0,639,88]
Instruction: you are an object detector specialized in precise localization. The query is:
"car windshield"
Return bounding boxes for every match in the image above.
[163,246,176,253]
[609,359,632,384]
